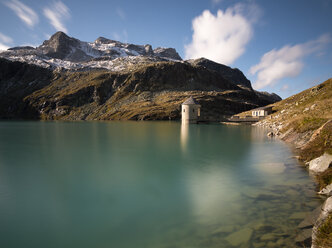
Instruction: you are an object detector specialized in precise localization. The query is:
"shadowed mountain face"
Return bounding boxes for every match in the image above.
[187,58,253,90]
[0,32,281,121]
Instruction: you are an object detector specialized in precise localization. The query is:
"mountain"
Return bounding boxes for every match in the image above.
[1,31,182,70]
[0,32,281,121]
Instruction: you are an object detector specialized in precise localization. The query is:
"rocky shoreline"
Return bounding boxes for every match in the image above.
[254,120,332,247]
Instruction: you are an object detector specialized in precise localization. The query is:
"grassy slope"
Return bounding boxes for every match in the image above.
[238,78,332,160]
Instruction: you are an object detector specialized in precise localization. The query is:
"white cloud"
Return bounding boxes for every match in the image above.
[250,34,331,90]
[4,0,38,28]
[43,1,70,33]
[0,32,13,44]
[0,43,10,51]
[185,4,260,65]
[116,7,126,20]
[44,33,51,39]
[0,32,13,51]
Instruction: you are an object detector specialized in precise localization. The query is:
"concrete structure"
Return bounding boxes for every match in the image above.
[252,106,273,117]
[181,96,201,124]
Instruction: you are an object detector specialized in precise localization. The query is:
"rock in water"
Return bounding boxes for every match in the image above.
[255,163,286,174]
[225,228,253,246]
[298,206,321,229]
[295,228,312,244]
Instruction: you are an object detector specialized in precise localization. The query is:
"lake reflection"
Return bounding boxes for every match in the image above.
[0,121,321,248]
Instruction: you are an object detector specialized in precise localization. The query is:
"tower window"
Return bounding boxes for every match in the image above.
[183,109,185,112]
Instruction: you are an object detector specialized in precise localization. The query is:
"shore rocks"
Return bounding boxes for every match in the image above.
[308,153,332,173]
[318,183,332,196]
[312,196,332,248]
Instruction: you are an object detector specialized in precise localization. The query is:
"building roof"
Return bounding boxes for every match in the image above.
[182,96,198,105]
[251,106,273,111]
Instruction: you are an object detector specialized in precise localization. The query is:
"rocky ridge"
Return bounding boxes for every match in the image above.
[0,31,182,71]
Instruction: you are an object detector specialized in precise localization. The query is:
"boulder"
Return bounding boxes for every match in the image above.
[308,153,332,173]
[318,183,332,196]
[267,131,274,137]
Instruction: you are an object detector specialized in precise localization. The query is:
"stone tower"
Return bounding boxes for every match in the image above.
[181,96,201,124]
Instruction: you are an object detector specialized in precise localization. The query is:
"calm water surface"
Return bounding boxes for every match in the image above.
[0,121,321,248]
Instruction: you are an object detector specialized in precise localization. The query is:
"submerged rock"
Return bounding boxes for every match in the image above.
[298,206,321,229]
[255,163,286,174]
[212,225,236,235]
[295,228,312,244]
[225,227,253,246]
[290,212,310,220]
[260,233,276,241]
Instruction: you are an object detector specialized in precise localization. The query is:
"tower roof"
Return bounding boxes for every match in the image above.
[182,96,198,105]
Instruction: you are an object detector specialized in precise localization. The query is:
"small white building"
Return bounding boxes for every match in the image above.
[181,96,201,124]
[252,106,273,117]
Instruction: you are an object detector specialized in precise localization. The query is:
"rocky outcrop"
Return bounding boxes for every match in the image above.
[187,57,253,90]
[255,90,282,103]
[38,31,88,61]
[153,47,182,60]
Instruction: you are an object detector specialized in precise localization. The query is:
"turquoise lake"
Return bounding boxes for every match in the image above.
[0,121,322,248]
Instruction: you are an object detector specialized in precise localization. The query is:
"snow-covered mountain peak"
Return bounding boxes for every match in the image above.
[0,32,182,71]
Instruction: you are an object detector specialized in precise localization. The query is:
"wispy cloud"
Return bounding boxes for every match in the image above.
[281,84,289,91]
[185,3,261,65]
[250,34,331,90]
[0,32,13,50]
[4,0,38,28]
[212,0,222,5]
[116,7,126,20]
[43,1,70,33]
[0,32,13,44]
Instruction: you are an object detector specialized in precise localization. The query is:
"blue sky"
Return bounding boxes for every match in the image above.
[0,0,331,98]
